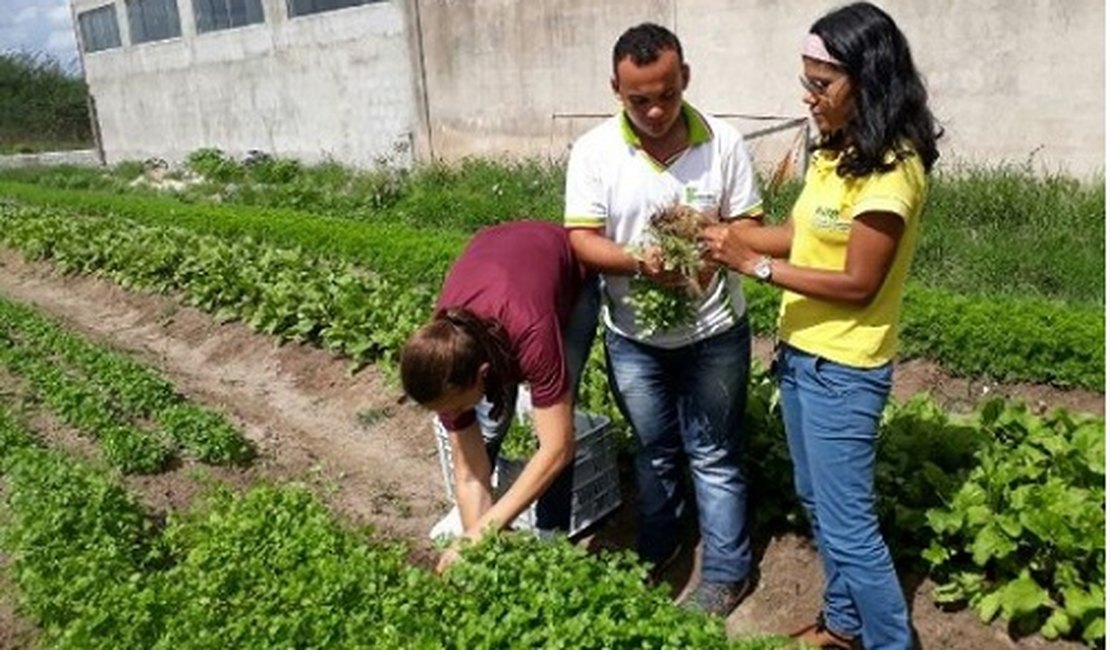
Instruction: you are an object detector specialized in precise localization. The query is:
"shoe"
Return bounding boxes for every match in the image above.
[680,574,756,617]
[789,614,859,649]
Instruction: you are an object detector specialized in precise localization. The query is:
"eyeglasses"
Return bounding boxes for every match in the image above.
[799,74,846,97]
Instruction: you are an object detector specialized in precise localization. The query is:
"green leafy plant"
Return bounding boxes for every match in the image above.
[443,532,779,648]
[922,400,1105,645]
[627,204,712,336]
[499,414,537,461]
[158,404,254,466]
[184,148,242,183]
[0,295,253,472]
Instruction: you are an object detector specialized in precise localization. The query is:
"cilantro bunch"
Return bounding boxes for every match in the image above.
[627,203,714,336]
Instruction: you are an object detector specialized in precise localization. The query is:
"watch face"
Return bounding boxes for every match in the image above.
[756,258,772,280]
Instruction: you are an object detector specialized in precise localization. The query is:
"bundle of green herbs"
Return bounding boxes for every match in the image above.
[627,203,714,336]
[499,414,537,461]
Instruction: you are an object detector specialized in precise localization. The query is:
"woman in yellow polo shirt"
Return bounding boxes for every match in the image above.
[702,3,941,649]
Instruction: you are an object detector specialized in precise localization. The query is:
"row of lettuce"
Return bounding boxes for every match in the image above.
[0,295,253,472]
[0,196,1103,643]
[0,409,766,648]
[0,187,1103,389]
[0,292,768,648]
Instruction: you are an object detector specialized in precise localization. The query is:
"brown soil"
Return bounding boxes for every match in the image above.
[0,552,37,650]
[0,248,1099,649]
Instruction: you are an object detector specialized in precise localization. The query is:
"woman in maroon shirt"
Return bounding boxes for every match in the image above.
[400,221,597,571]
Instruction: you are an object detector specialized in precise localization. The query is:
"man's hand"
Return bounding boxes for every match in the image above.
[636,246,691,289]
[695,260,719,291]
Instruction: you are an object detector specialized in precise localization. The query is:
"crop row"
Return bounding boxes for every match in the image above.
[0,405,778,649]
[0,296,253,471]
[923,401,1104,643]
[0,182,465,284]
[0,202,433,370]
[0,185,1102,389]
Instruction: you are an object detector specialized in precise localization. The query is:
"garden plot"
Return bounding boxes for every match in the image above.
[0,155,1102,648]
[0,247,1100,649]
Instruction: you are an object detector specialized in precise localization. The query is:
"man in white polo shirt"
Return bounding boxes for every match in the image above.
[564,22,762,617]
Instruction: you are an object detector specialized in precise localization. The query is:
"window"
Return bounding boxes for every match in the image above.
[193,0,264,33]
[78,4,122,52]
[127,0,182,44]
[286,0,382,18]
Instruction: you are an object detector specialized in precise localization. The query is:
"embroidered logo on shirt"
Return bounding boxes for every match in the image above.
[812,206,849,232]
[684,185,718,211]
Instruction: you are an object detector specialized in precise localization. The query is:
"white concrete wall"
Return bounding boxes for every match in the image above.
[411,0,670,161]
[70,0,1104,177]
[416,0,1105,177]
[72,0,417,167]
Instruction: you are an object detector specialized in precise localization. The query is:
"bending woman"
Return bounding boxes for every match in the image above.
[702,3,941,648]
[400,220,597,570]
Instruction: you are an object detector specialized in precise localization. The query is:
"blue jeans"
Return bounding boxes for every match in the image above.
[476,277,601,529]
[778,344,910,650]
[605,321,752,584]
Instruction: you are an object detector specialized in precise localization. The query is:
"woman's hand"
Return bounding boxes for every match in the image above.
[436,545,462,574]
[437,524,486,575]
[701,224,761,276]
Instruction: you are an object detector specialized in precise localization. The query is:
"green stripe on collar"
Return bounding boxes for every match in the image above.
[619,112,641,146]
[684,102,712,145]
[620,101,713,148]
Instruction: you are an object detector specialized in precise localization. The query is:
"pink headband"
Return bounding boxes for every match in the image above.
[802,33,843,67]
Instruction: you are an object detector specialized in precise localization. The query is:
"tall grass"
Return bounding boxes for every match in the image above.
[918,166,1104,305]
[0,155,1102,304]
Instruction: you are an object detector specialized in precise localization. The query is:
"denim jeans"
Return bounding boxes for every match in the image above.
[605,320,752,584]
[475,277,601,529]
[778,344,910,650]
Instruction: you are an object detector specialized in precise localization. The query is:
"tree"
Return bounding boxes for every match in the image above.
[0,50,93,152]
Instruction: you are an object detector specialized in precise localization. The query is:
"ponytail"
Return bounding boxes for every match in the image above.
[399,308,515,420]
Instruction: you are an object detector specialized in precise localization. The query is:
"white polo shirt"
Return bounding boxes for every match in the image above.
[564,103,763,348]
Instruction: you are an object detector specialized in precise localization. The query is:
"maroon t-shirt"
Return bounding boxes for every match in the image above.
[436,221,583,431]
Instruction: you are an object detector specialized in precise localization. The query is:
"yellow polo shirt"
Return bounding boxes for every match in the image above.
[779,147,926,367]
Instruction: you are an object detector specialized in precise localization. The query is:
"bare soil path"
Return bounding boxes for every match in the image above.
[0,249,1098,649]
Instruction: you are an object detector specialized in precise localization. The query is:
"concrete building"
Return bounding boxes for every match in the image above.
[71,0,1105,177]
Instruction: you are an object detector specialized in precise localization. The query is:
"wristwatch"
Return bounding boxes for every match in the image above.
[753,255,774,283]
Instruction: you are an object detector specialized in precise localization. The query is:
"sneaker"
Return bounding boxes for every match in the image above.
[680,574,756,617]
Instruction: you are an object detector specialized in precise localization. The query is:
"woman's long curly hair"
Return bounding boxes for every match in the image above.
[399,308,515,421]
[811,2,942,176]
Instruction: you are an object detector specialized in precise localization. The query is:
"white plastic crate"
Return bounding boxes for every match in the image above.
[432,410,621,538]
